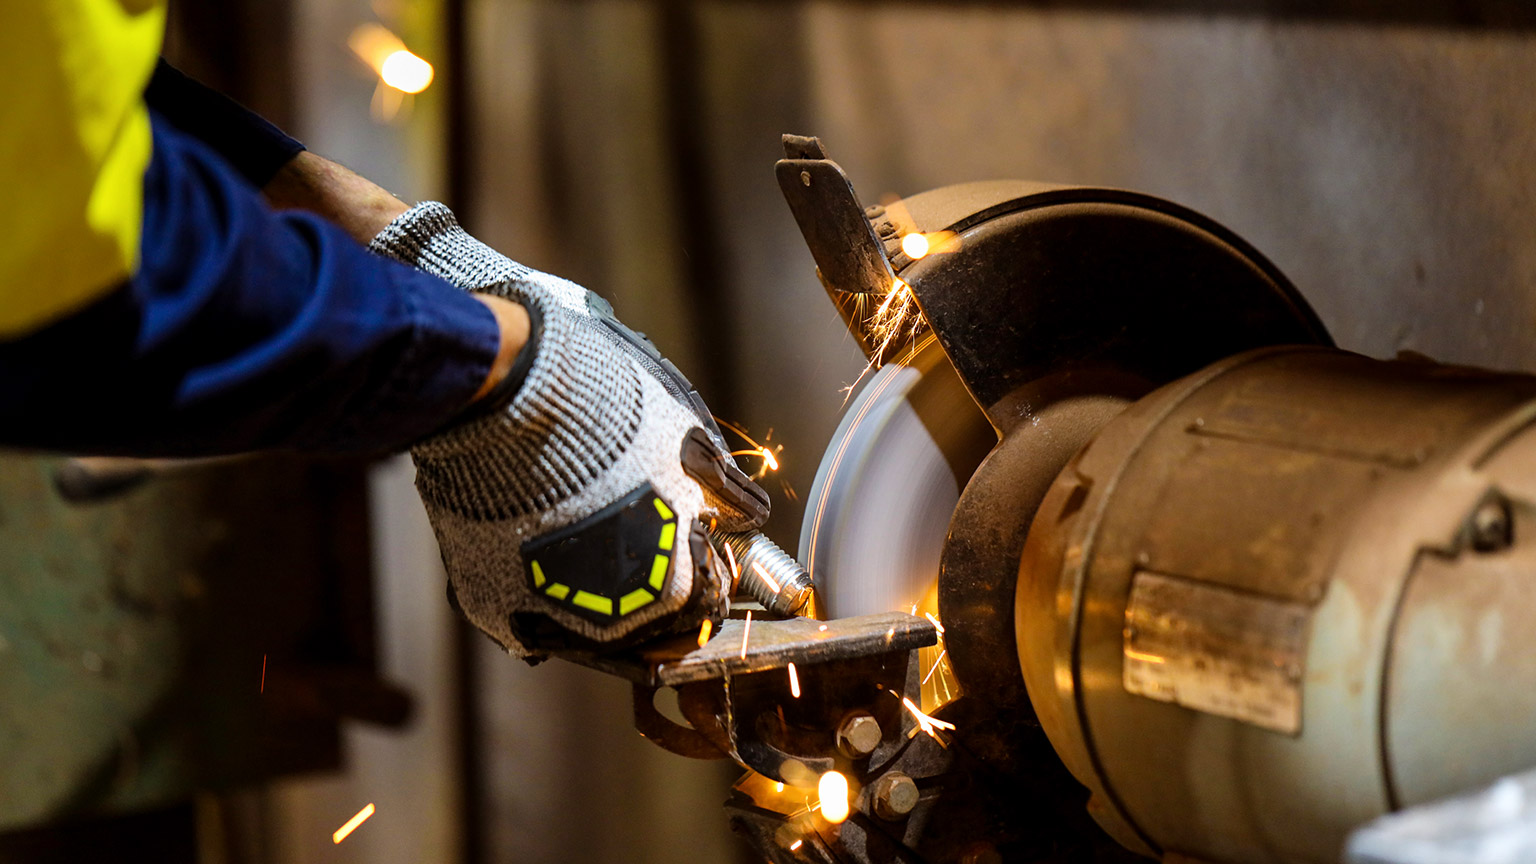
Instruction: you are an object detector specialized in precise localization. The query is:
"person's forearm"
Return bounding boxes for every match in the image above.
[262,151,528,402]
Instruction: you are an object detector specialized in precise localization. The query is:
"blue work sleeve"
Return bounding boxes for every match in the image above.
[0,114,502,456]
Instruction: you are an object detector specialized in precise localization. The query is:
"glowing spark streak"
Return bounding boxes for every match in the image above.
[894,692,956,745]
[791,839,803,851]
[260,654,267,693]
[1125,649,1166,664]
[818,624,828,632]
[922,649,948,686]
[901,232,930,259]
[775,781,785,793]
[760,447,780,472]
[925,612,945,634]
[740,611,752,660]
[788,662,801,698]
[817,771,850,824]
[332,803,375,844]
[721,540,742,594]
[752,560,782,594]
[697,619,713,648]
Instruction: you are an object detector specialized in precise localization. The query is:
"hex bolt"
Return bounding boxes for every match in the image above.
[1470,497,1513,552]
[871,772,919,821]
[836,712,882,758]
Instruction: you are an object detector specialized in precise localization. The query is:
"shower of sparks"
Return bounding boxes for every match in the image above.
[839,279,928,405]
[332,803,375,844]
[752,560,782,594]
[788,662,801,698]
[260,654,267,693]
[922,649,948,686]
[894,692,957,746]
[717,419,786,481]
[817,771,851,824]
[740,611,753,660]
[697,619,713,648]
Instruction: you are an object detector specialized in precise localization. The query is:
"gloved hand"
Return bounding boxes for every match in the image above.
[371,202,769,656]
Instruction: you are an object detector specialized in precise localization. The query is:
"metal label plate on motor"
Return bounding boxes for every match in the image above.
[1123,571,1311,735]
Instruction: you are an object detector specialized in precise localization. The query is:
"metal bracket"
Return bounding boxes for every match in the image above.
[775,135,895,297]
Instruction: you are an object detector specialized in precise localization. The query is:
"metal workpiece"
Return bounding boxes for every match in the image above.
[774,135,896,298]
[718,529,815,617]
[1016,345,1536,863]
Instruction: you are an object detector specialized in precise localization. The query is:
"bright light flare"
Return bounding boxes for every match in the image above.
[752,560,782,594]
[381,49,434,93]
[900,232,930,259]
[817,771,850,824]
[697,619,713,648]
[788,662,801,698]
[332,803,375,844]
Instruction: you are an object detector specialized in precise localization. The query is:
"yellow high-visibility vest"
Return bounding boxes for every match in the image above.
[0,0,165,338]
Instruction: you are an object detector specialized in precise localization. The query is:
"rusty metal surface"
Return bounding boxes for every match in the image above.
[1124,571,1312,735]
[899,191,1331,427]
[0,453,387,832]
[775,135,896,298]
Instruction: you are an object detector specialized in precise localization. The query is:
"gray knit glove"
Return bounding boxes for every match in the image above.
[371,202,769,656]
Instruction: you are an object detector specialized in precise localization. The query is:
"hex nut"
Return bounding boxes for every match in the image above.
[872,772,919,821]
[836,712,882,758]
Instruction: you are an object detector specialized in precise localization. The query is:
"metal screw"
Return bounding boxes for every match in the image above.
[1470,497,1513,552]
[836,712,882,758]
[719,530,814,616]
[871,772,919,821]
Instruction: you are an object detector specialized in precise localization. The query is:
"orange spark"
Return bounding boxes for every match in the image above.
[818,771,850,824]
[791,839,804,851]
[894,691,956,745]
[740,611,752,660]
[721,539,742,593]
[332,803,375,844]
[922,649,948,686]
[788,662,801,698]
[697,619,713,648]
[901,232,930,259]
[925,612,945,634]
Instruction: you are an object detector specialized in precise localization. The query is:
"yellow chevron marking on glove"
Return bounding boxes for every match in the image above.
[572,590,613,615]
[619,588,654,615]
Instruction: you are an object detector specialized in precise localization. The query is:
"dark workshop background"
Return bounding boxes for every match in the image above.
[2,1,1535,863]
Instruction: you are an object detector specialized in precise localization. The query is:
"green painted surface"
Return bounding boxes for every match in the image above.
[0,454,376,832]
